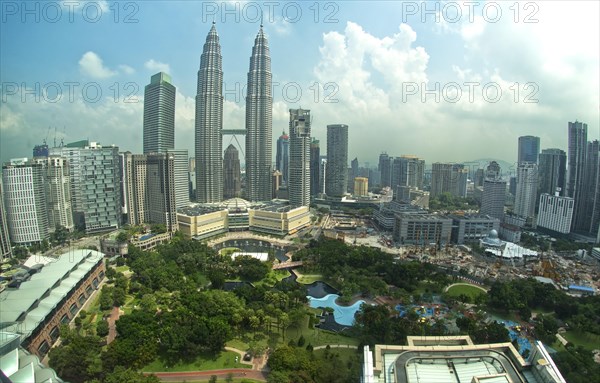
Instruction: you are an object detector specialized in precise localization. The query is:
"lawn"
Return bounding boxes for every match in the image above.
[142,351,252,372]
[446,284,487,301]
[561,331,600,351]
[296,274,324,284]
[115,265,131,274]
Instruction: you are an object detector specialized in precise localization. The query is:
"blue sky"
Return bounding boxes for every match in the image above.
[1,1,599,170]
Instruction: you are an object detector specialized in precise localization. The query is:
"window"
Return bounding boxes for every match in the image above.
[60,313,70,324]
[38,341,50,356]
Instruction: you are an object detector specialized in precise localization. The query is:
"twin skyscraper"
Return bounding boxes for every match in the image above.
[195,22,273,203]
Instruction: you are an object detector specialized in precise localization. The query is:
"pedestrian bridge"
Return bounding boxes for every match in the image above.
[272,261,303,270]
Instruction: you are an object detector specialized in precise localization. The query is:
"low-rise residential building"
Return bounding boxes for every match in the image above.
[373,201,425,231]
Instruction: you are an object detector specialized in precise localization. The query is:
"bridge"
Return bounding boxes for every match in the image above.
[272,261,304,270]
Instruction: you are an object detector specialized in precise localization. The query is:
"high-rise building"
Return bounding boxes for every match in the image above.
[514,162,538,220]
[275,131,289,186]
[481,178,506,221]
[431,163,467,199]
[583,140,600,235]
[310,139,320,197]
[195,23,224,203]
[537,192,574,234]
[50,142,121,234]
[33,156,74,232]
[538,148,566,196]
[486,161,501,179]
[567,121,587,231]
[120,152,148,226]
[272,170,282,199]
[474,169,485,187]
[146,153,178,232]
[245,25,273,202]
[325,124,349,197]
[378,153,392,188]
[143,72,176,154]
[319,157,327,195]
[223,144,241,199]
[0,180,11,260]
[2,159,49,245]
[166,149,190,209]
[288,109,311,208]
[354,177,368,197]
[518,135,540,164]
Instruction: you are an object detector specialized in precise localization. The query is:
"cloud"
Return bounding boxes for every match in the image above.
[119,65,135,75]
[144,59,171,74]
[78,51,117,79]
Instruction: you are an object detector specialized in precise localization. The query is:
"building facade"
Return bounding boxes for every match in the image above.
[537,193,575,234]
[288,109,311,207]
[223,144,241,199]
[275,131,289,186]
[2,159,49,246]
[480,178,506,221]
[393,213,452,245]
[354,177,369,197]
[451,214,500,244]
[143,72,176,154]
[34,156,74,232]
[538,148,566,196]
[378,153,392,188]
[514,162,538,220]
[50,142,121,234]
[245,25,273,202]
[146,153,178,232]
[166,149,190,209]
[310,139,320,197]
[430,163,467,199]
[325,124,349,197]
[567,121,587,231]
[195,23,223,203]
[0,180,11,260]
[518,135,540,164]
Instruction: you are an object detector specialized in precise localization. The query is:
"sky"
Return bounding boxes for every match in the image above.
[1,0,599,169]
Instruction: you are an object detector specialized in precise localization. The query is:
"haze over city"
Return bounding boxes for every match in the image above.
[1,1,598,165]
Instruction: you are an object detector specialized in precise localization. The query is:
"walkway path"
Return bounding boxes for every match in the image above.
[106,306,122,344]
[313,344,358,350]
[444,282,488,293]
[148,369,267,382]
[207,232,294,248]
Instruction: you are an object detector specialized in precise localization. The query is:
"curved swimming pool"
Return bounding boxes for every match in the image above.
[307,294,365,326]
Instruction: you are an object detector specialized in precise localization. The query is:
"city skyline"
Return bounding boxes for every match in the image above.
[1,2,598,166]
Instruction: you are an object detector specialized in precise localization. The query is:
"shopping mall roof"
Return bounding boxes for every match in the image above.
[0,250,104,339]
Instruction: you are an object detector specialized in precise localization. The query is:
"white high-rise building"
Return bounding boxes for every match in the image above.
[537,192,574,234]
[195,22,223,203]
[288,109,311,207]
[33,156,74,232]
[514,162,538,220]
[167,149,190,209]
[481,178,507,221]
[245,25,273,202]
[2,159,49,245]
[0,180,11,260]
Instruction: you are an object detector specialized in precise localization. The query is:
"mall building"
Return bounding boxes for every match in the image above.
[177,198,311,240]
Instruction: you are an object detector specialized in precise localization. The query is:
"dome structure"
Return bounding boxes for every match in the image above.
[221,198,253,212]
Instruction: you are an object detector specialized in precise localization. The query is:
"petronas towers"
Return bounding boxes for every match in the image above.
[196,22,223,203]
[195,23,272,203]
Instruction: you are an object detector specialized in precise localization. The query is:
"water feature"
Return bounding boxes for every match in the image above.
[308,294,365,326]
[305,281,338,298]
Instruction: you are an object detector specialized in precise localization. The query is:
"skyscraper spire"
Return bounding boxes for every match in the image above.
[245,25,273,201]
[195,23,223,203]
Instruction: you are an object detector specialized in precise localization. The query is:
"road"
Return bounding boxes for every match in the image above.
[148,369,267,382]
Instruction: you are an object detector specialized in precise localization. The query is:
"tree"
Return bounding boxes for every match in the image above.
[104,367,160,383]
[96,320,109,337]
[209,375,218,383]
[116,231,129,243]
